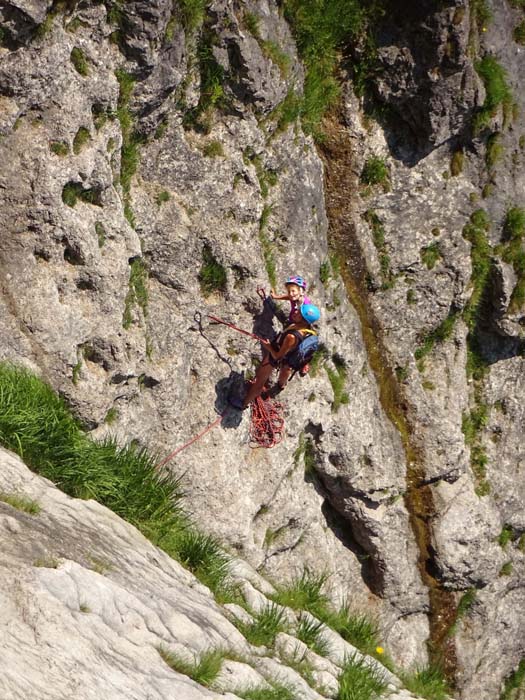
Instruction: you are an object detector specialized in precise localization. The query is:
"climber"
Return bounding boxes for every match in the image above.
[270,275,311,321]
[229,303,321,410]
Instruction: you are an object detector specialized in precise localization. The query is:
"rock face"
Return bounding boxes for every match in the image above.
[0,446,429,700]
[0,0,525,698]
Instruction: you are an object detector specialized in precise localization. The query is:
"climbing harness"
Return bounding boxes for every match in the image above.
[249,394,284,448]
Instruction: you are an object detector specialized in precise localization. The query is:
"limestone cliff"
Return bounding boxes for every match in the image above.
[0,1,524,698]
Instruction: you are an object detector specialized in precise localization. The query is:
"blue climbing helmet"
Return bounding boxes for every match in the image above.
[300,303,320,324]
[286,275,307,290]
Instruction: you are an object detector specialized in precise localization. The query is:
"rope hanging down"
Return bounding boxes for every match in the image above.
[249,394,284,448]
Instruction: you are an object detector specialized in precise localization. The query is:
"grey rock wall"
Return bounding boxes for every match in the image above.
[0,0,524,697]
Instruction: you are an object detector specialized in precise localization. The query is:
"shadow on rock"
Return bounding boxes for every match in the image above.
[215,372,246,430]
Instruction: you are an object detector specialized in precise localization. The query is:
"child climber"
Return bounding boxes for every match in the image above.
[229,302,321,410]
[270,275,311,321]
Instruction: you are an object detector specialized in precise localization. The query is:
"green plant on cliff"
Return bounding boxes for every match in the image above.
[360,157,389,188]
[501,659,525,700]
[271,569,331,617]
[183,34,226,133]
[158,646,225,687]
[420,242,441,270]
[462,209,492,329]
[0,362,233,596]
[115,69,144,227]
[514,20,525,45]
[0,491,41,515]
[414,309,460,366]
[70,47,89,76]
[237,603,289,647]
[179,0,209,32]
[337,653,388,700]
[281,0,367,136]
[123,257,149,328]
[400,664,450,700]
[234,683,296,700]
[199,245,227,296]
[497,207,525,311]
[473,56,513,131]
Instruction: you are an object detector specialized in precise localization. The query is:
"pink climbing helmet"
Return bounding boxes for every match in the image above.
[285,275,307,290]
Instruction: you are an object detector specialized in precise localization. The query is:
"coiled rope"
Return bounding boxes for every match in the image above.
[249,394,284,449]
[157,304,286,465]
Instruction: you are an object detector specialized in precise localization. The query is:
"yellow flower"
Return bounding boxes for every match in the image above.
[376,646,384,655]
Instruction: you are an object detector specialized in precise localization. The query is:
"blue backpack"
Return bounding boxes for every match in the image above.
[285,331,319,372]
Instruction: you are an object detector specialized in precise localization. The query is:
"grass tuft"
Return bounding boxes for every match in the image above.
[0,491,41,515]
[70,47,89,76]
[50,141,69,156]
[123,258,149,329]
[158,646,224,687]
[296,614,330,656]
[360,157,389,188]
[474,56,513,132]
[324,604,381,657]
[400,665,450,700]
[237,603,289,648]
[501,659,525,700]
[271,569,331,618]
[199,245,227,296]
[234,683,297,700]
[337,653,387,700]
[421,242,441,270]
[73,127,91,155]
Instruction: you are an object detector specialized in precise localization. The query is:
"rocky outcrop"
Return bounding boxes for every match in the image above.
[1,0,525,698]
[0,446,431,700]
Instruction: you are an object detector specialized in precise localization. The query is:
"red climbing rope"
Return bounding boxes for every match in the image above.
[208,315,264,342]
[157,414,224,467]
[249,394,285,448]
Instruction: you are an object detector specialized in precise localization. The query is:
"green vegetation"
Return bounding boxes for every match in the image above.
[176,530,230,593]
[447,588,476,636]
[420,242,441,270]
[462,401,490,496]
[514,21,525,45]
[281,0,368,136]
[499,524,514,548]
[500,561,513,576]
[414,310,459,366]
[62,182,101,208]
[486,132,504,171]
[497,207,525,311]
[293,432,317,476]
[95,222,106,248]
[400,665,450,700]
[363,210,393,289]
[158,646,224,687]
[261,40,291,77]
[202,140,224,157]
[237,603,289,647]
[235,684,296,700]
[70,47,89,76]
[462,209,492,329]
[179,0,209,32]
[244,11,261,37]
[123,258,149,328]
[296,614,330,656]
[450,149,464,176]
[272,569,330,617]
[73,127,91,155]
[199,245,227,296]
[156,190,171,205]
[259,204,277,288]
[325,355,350,412]
[183,35,226,133]
[501,659,525,700]
[0,362,234,595]
[0,491,41,515]
[337,654,387,700]
[360,157,389,188]
[471,0,492,31]
[115,69,143,226]
[104,407,119,425]
[320,260,331,285]
[50,141,69,156]
[406,289,416,305]
[474,56,513,131]
[325,604,381,657]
